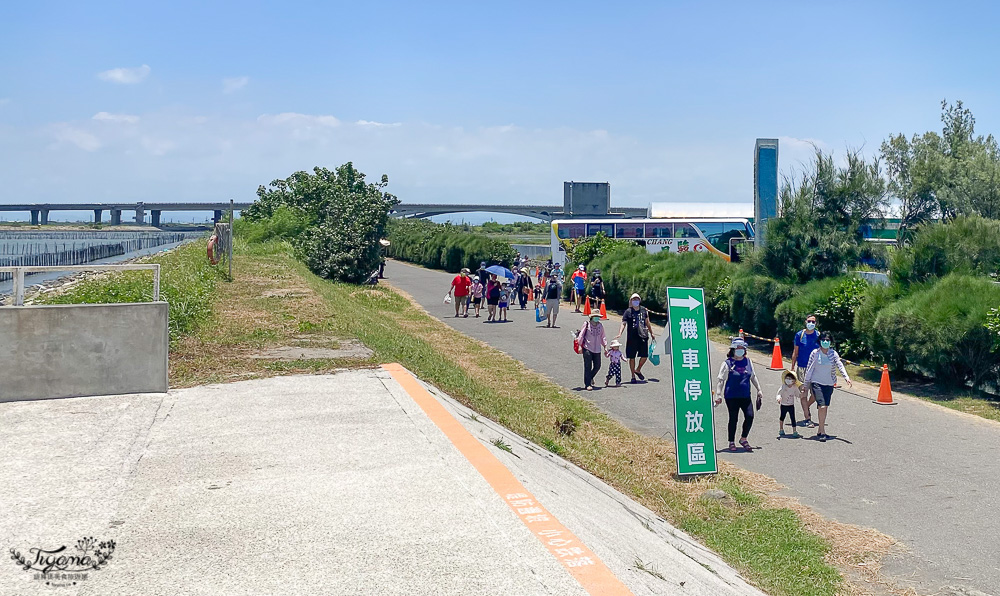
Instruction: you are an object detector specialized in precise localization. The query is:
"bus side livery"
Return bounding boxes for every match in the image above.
[550,218,754,263]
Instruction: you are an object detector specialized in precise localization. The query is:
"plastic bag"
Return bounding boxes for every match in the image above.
[444,294,452,304]
[648,339,660,366]
[535,306,542,322]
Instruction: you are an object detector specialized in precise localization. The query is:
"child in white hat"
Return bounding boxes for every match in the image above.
[605,339,624,387]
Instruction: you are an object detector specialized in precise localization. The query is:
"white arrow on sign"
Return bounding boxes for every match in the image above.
[670,295,702,311]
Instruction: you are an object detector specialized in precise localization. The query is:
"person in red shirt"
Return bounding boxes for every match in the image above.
[449,268,472,317]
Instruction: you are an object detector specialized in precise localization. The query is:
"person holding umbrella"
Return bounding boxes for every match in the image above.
[485,274,501,322]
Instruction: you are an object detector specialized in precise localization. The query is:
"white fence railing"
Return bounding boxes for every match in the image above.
[0,264,160,306]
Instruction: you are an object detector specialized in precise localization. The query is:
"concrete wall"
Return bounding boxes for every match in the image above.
[564,181,610,216]
[0,302,168,402]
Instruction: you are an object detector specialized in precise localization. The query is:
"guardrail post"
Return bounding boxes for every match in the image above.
[13,268,24,306]
[153,264,160,301]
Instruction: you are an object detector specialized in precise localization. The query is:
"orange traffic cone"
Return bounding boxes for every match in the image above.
[876,364,897,405]
[583,297,591,316]
[599,301,608,320]
[767,337,784,370]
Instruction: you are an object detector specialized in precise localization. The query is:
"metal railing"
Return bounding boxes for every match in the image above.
[0,264,160,306]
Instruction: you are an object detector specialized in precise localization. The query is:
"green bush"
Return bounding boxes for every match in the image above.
[388,219,517,273]
[37,240,220,346]
[989,308,1000,351]
[872,274,1000,388]
[234,205,310,244]
[589,248,737,324]
[729,274,796,338]
[244,163,398,284]
[891,216,1000,285]
[851,282,907,367]
[775,275,883,361]
[566,233,634,268]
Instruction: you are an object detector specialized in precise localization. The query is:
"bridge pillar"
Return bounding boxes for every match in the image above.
[111,209,121,225]
[135,205,145,225]
[94,209,103,224]
[40,210,49,225]
[213,210,223,223]
[30,210,39,225]
[151,210,161,227]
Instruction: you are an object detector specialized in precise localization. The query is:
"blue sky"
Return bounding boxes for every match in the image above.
[2,0,999,222]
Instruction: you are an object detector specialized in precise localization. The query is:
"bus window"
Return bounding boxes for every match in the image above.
[587,223,615,237]
[616,223,644,238]
[557,223,585,239]
[673,223,698,238]
[695,222,749,252]
[645,223,673,238]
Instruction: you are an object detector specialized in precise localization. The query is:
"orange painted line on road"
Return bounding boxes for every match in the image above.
[381,363,633,596]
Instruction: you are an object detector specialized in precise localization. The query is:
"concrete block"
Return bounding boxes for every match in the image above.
[0,302,168,402]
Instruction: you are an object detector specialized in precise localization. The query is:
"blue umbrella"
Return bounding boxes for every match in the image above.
[485,265,514,279]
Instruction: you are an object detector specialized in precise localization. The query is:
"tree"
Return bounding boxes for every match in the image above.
[246,163,399,283]
[758,148,886,283]
[880,100,1000,235]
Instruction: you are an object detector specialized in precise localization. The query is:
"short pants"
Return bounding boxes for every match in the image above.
[625,334,649,359]
[811,383,834,407]
[472,297,482,305]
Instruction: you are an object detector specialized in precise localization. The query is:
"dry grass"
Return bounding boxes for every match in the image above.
[168,244,377,388]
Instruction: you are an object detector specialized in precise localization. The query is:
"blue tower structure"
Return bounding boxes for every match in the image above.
[754,138,779,247]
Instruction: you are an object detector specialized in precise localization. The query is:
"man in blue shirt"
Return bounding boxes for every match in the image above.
[789,314,820,428]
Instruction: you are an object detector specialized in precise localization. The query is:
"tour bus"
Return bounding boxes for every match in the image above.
[550,203,754,263]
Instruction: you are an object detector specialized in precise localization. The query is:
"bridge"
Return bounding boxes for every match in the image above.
[389,203,648,221]
[0,202,649,225]
[0,202,253,227]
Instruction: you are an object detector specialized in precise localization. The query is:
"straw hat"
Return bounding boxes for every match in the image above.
[609,339,622,349]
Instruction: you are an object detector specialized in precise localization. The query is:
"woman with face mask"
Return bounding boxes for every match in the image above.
[790,314,820,427]
[576,313,607,391]
[713,339,763,452]
[615,293,655,384]
[803,332,852,442]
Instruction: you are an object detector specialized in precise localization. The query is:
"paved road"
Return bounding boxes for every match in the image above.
[1,369,763,596]
[387,260,1000,596]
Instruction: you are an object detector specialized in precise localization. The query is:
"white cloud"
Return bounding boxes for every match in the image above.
[356,120,401,128]
[97,64,151,84]
[258,112,341,127]
[11,110,779,210]
[50,124,102,151]
[92,112,139,124]
[222,76,249,93]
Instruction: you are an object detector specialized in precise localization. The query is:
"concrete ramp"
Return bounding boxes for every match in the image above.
[0,369,765,595]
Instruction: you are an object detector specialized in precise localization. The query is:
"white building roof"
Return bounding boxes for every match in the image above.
[647,202,754,219]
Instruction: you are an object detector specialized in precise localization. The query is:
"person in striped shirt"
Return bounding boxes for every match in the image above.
[803,332,853,442]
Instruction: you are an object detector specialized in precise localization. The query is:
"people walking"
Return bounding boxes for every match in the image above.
[790,314,820,427]
[516,267,533,310]
[605,339,623,387]
[571,265,588,312]
[478,261,490,290]
[713,339,764,452]
[576,313,607,391]
[470,276,484,318]
[485,274,501,322]
[498,282,510,321]
[615,293,655,383]
[449,268,471,317]
[803,332,852,442]
[776,370,802,438]
[589,270,606,312]
[544,276,561,328]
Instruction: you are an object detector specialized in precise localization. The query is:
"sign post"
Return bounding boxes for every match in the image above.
[666,287,717,476]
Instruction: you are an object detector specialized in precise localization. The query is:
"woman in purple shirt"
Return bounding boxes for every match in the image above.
[576,314,608,391]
